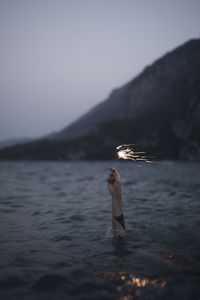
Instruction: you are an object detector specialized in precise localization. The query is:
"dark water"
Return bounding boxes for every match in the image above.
[0,161,200,300]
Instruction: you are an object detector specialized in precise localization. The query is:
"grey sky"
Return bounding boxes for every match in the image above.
[0,0,200,141]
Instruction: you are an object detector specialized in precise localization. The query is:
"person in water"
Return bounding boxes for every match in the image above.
[107,167,127,238]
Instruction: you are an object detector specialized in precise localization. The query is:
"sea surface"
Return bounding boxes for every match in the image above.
[0,161,200,300]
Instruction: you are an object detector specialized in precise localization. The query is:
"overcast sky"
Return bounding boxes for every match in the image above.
[0,0,200,141]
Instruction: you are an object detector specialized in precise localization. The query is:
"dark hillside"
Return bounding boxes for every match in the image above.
[0,38,200,161]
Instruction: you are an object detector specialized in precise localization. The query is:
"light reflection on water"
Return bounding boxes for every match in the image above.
[97,270,167,300]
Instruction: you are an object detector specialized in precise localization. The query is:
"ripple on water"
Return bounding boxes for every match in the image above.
[32,274,69,290]
[51,235,72,242]
[0,275,27,289]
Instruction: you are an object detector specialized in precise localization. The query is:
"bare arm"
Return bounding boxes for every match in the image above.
[107,168,127,238]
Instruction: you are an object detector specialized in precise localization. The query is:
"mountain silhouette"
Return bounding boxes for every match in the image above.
[0,38,200,161]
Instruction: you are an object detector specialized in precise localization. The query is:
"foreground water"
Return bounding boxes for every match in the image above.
[0,161,200,300]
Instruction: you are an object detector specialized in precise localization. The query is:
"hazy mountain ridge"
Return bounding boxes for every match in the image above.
[0,138,32,149]
[0,38,200,161]
[49,38,200,141]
